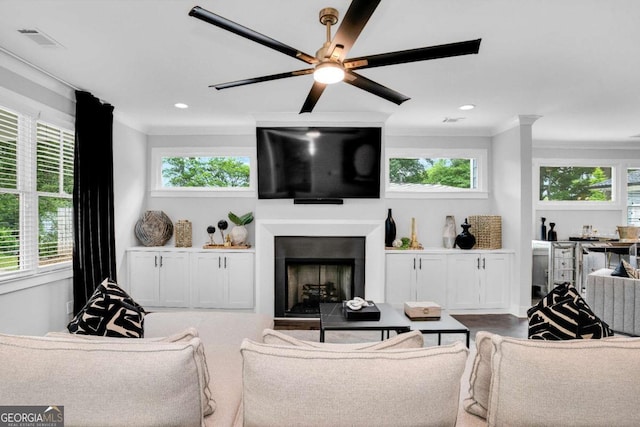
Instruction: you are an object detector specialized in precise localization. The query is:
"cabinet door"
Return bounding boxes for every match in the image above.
[190,253,225,308]
[224,252,254,309]
[158,252,190,307]
[385,253,416,305]
[128,251,160,306]
[415,255,447,305]
[447,254,481,308]
[481,253,510,308]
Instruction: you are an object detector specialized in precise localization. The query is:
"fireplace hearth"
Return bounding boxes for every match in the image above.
[275,236,365,318]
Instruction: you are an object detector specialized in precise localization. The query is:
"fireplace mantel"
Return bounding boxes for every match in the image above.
[255,220,385,316]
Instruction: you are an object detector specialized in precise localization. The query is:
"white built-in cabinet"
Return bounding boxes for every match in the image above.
[127,249,190,308]
[385,250,512,310]
[127,247,254,309]
[385,253,447,305]
[190,251,254,309]
[447,252,510,309]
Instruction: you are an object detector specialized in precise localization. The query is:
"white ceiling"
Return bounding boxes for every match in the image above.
[1,0,639,141]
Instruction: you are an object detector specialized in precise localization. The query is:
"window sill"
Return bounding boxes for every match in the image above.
[385,190,489,199]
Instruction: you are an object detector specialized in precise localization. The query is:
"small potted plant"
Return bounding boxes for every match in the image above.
[228,211,254,246]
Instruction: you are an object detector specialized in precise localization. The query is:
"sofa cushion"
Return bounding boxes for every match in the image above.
[527,283,613,339]
[487,335,640,427]
[262,329,424,350]
[67,278,145,337]
[143,311,274,427]
[47,326,198,342]
[463,331,494,420]
[241,339,468,427]
[0,333,211,426]
[45,327,214,416]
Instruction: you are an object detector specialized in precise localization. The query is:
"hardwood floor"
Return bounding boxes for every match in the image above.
[451,314,529,339]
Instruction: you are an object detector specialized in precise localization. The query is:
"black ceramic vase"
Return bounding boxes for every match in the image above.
[540,217,547,241]
[547,222,557,241]
[455,218,476,250]
[385,209,397,247]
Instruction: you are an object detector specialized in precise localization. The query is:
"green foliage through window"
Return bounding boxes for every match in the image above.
[162,156,250,188]
[539,166,611,201]
[389,157,474,189]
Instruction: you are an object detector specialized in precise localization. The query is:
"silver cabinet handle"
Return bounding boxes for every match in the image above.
[413,258,416,270]
[419,258,422,269]
[224,257,227,269]
[477,257,481,269]
[218,257,221,268]
[159,256,163,267]
[482,258,486,269]
[154,255,157,267]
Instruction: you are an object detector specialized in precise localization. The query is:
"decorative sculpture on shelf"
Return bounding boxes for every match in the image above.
[134,210,173,247]
[455,218,476,250]
[228,211,254,246]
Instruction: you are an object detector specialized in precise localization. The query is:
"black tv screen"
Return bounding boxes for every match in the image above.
[256,127,381,200]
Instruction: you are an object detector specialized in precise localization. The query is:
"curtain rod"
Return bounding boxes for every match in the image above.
[0,44,81,92]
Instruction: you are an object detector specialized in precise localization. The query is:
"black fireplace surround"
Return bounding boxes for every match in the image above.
[274,236,366,318]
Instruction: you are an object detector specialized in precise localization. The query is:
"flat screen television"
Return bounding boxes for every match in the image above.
[256,127,381,201]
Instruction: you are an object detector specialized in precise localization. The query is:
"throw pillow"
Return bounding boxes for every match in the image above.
[527,283,613,340]
[67,278,146,338]
[621,259,640,279]
[611,261,630,277]
[262,328,424,350]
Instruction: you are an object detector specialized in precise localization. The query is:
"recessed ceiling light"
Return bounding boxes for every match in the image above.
[174,103,189,109]
[458,104,475,111]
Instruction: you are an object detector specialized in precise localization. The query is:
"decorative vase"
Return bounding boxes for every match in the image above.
[455,218,476,250]
[547,222,557,241]
[540,217,547,241]
[134,210,173,246]
[384,209,397,247]
[229,225,248,246]
[174,219,192,247]
[443,215,456,249]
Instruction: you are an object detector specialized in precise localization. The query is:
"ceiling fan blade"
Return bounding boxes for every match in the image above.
[212,68,314,90]
[344,71,410,105]
[300,82,327,114]
[344,39,482,70]
[329,0,381,60]
[189,6,317,64]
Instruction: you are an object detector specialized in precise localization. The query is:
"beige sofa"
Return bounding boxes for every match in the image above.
[2,311,640,426]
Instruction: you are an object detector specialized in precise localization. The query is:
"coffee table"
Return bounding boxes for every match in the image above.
[319,302,411,342]
[406,311,470,348]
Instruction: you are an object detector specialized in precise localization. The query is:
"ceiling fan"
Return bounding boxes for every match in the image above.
[189,0,481,114]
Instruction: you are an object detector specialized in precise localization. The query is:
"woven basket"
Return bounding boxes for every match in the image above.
[468,215,502,249]
[175,220,192,247]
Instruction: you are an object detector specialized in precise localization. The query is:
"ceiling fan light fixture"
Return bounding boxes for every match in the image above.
[313,61,345,84]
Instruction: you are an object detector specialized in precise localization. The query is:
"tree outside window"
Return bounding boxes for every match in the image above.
[539,166,611,201]
[161,156,250,188]
[389,157,475,190]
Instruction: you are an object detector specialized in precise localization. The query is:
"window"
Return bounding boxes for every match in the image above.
[0,105,74,279]
[150,147,255,197]
[385,148,487,198]
[534,160,618,209]
[627,168,640,225]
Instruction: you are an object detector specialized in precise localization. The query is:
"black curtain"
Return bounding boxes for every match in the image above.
[72,90,117,314]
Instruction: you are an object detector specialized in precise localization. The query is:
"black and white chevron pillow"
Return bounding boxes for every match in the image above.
[527,283,613,340]
[68,278,146,338]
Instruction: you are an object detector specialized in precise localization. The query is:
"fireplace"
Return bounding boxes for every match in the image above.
[275,236,365,317]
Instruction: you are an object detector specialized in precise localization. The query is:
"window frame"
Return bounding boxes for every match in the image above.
[0,100,74,283]
[150,146,256,198]
[384,147,488,199]
[533,158,621,210]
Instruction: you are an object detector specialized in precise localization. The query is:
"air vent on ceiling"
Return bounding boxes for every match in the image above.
[443,117,465,123]
[18,29,61,47]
